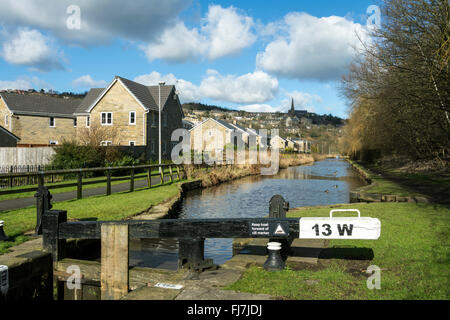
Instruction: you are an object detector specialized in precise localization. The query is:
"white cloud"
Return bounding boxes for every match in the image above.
[238,104,281,113]
[134,71,202,102]
[0,0,188,45]
[256,12,368,81]
[1,28,64,71]
[140,23,208,63]
[134,69,278,104]
[0,76,52,91]
[199,70,278,104]
[141,5,256,62]
[203,5,256,60]
[281,91,322,112]
[72,75,107,88]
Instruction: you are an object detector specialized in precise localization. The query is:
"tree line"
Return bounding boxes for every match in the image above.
[340,0,449,164]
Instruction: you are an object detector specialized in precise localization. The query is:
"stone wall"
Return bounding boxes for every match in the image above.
[0,242,53,302]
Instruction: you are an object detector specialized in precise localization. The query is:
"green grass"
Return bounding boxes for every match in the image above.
[227,202,450,299]
[0,168,175,201]
[0,180,185,254]
[349,160,426,197]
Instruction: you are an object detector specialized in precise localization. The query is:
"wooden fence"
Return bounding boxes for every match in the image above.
[0,163,190,199]
[0,165,57,189]
[0,147,55,166]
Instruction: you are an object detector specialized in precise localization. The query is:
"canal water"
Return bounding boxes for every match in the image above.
[129,159,366,270]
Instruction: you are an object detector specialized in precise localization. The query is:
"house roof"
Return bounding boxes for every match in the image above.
[78,76,179,115]
[0,125,20,141]
[229,122,248,134]
[74,88,104,115]
[189,118,235,132]
[0,93,82,118]
[215,119,237,131]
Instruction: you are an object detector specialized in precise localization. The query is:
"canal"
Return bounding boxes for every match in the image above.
[129,159,366,269]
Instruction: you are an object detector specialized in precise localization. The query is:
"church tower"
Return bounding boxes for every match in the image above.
[288,98,295,116]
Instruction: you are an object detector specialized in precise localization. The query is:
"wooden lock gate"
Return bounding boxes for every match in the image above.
[41,195,380,300]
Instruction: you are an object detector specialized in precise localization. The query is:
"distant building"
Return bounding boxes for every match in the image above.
[288,98,308,118]
[270,135,287,151]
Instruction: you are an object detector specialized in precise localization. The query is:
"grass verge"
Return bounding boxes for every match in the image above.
[0,168,174,201]
[226,202,450,299]
[348,160,427,197]
[0,180,185,254]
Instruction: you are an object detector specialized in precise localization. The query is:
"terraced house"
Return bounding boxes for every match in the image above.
[0,76,184,160]
[0,92,81,146]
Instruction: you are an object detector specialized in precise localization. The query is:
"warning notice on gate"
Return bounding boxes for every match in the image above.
[249,221,290,237]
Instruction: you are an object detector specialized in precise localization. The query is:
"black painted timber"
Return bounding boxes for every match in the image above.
[57,218,300,240]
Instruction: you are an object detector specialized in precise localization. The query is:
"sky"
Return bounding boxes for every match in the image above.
[0,0,378,119]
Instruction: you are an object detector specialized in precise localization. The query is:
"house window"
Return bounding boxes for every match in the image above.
[49,117,55,127]
[4,115,8,126]
[86,116,90,127]
[129,111,136,125]
[101,112,113,125]
[73,118,77,127]
[100,141,112,146]
[49,141,58,145]
[129,141,135,146]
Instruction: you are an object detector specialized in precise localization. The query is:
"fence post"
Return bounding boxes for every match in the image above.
[34,186,53,235]
[38,171,45,189]
[42,209,67,262]
[169,165,173,183]
[106,168,111,196]
[160,166,164,185]
[101,223,129,300]
[130,167,135,192]
[177,166,181,180]
[27,165,30,185]
[9,165,13,188]
[147,167,151,188]
[77,170,82,200]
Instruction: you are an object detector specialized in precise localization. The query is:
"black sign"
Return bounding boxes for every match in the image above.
[249,220,290,237]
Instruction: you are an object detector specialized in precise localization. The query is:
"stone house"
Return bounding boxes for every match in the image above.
[270,135,287,151]
[189,118,249,154]
[0,92,81,146]
[73,76,184,159]
[0,76,184,160]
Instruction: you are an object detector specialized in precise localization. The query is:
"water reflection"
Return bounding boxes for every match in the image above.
[129,159,366,269]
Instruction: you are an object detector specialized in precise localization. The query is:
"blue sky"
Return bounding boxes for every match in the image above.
[0,0,377,118]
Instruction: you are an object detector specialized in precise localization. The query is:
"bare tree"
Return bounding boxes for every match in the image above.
[340,0,449,162]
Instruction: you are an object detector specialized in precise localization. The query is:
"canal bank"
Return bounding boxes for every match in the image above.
[347,159,432,203]
[0,155,343,301]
